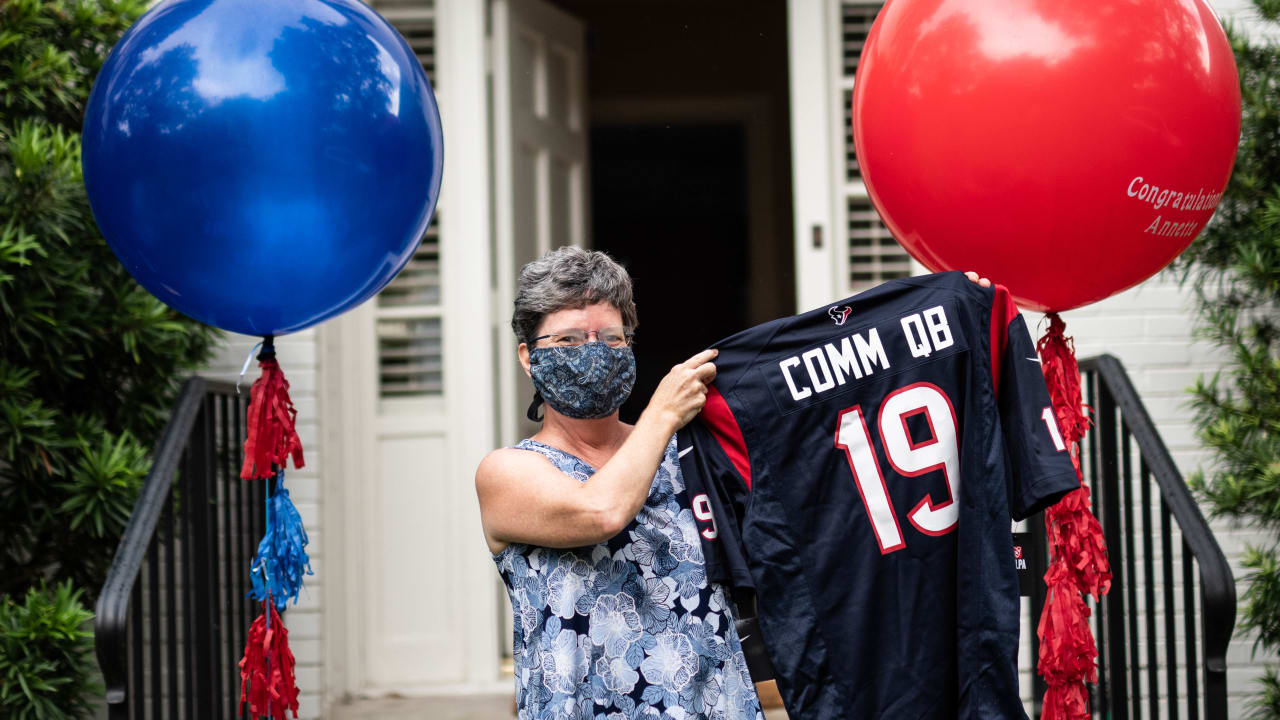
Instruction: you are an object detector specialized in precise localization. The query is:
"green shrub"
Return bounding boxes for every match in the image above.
[0,0,223,716]
[0,582,98,720]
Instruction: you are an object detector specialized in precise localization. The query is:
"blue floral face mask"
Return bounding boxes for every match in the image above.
[527,342,636,420]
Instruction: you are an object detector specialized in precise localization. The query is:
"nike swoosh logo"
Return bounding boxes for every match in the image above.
[1027,357,1042,363]
[678,446,693,458]
[739,634,751,642]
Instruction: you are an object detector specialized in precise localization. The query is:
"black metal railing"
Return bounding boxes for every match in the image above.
[1026,354,1236,720]
[97,357,1236,718]
[95,377,264,720]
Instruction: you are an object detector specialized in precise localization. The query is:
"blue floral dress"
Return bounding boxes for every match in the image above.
[494,437,765,720]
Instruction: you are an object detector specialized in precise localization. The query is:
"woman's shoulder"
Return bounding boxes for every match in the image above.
[475,445,549,483]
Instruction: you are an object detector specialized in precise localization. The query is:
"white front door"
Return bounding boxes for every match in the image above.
[358,0,494,689]
[491,0,589,447]
[335,0,587,692]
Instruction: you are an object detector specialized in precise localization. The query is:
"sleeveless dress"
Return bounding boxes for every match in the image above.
[493,437,765,720]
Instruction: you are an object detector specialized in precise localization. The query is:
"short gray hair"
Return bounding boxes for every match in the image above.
[511,247,638,343]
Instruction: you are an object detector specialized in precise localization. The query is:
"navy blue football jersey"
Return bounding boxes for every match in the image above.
[676,271,1079,720]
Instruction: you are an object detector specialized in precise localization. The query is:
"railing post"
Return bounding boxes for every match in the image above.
[96,377,208,719]
[188,398,217,718]
[101,637,127,715]
[1204,654,1228,720]
[1097,376,1129,718]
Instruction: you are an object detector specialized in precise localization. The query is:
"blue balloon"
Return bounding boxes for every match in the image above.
[82,0,442,336]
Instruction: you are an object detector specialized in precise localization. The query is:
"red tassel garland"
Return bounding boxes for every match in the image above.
[239,596,299,719]
[241,356,305,481]
[1035,314,1091,474]
[1034,313,1112,720]
[236,340,308,716]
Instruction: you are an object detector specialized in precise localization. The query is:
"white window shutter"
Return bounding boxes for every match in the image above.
[838,1,912,292]
[373,0,443,398]
[372,0,437,86]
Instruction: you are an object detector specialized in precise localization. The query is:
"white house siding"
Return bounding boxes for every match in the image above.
[1215,0,1280,42]
[203,331,325,720]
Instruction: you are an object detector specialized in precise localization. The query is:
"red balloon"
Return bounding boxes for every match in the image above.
[853,0,1241,312]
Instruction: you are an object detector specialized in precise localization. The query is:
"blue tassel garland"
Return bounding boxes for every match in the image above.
[249,471,312,612]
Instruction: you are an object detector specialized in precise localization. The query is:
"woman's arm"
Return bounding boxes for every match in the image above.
[475,349,717,553]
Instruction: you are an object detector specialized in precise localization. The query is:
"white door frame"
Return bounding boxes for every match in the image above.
[436,0,501,692]
[788,0,841,309]
[491,0,590,449]
[318,0,500,701]
[789,0,927,307]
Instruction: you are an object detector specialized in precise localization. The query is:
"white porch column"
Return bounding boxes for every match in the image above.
[436,0,501,689]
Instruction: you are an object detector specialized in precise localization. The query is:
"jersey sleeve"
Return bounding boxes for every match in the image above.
[676,386,755,590]
[990,286,1081,520]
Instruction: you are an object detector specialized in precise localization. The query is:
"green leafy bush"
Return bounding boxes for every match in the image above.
[0,582,97,720]
[0,0,223,716]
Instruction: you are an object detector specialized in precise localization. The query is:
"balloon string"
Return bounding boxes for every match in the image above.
[236,342,264,395]
[236,335,277,395]
[265,470,273,629]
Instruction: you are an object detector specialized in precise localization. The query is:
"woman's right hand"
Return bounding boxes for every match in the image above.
[646,348,718,431]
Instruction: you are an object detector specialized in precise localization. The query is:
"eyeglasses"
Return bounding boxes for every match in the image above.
[530,326,634,348]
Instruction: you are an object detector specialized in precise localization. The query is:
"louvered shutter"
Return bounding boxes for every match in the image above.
[377,222,442,396]
[372,0,442,398]
[838,2,912,292]
[373,0,436,85]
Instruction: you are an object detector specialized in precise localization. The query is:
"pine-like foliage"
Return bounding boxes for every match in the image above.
[1,0,222,715]
[1175,2,1280,716]
[0,583,97,719]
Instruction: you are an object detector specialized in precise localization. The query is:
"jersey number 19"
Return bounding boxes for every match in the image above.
[834,382,960,554]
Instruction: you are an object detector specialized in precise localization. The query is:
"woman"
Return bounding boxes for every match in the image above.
[475,246,763,719]
[475,247,992,719]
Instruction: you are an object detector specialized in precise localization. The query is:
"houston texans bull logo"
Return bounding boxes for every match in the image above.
[828,305,852,326]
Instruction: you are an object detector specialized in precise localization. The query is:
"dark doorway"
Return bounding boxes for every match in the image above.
[592,124,750,423]
[552,0,796,423]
